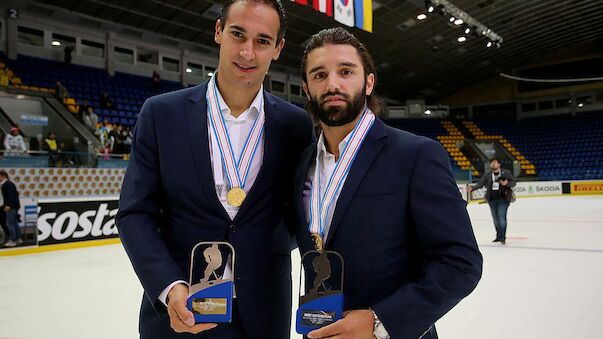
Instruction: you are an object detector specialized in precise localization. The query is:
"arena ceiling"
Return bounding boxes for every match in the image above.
[28,0,603,102]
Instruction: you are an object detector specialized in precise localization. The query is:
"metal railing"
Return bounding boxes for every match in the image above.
[0,149,129,168]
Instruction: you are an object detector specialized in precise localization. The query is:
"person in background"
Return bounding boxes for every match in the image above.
[54,80,69,100]
[76,99,91,121]
[99,91,115,109]
[64,45,74,65]
[468,157,516,244]
[83,106,99,131]
[3,127,27,157]
[0,169,22,247]
[44,132,59,167]
[152,71,161,91]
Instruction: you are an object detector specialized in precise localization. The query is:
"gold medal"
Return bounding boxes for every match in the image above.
[227,187,246,207]
[311,233,323,251]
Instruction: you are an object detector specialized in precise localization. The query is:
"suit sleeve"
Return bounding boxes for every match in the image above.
[284,111,316,251]
[116,98,186,310]
[372,139,483,339]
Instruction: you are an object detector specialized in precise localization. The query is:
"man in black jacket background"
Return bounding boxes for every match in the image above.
[0,169,22,247]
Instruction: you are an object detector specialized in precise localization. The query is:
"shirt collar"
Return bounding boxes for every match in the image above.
[211,75,263,122]
[317,129,354,160]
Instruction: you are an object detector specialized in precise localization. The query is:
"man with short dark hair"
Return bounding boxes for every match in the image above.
[117,1,314,338]
[468,157,516,244]
[293,27,482,339]
[0,169,22,247]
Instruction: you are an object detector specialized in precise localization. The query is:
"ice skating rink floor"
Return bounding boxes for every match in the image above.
[1,195,602,339]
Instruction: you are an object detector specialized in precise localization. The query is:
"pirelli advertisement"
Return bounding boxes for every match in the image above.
[465,180,603,202]
[37,198,119,245]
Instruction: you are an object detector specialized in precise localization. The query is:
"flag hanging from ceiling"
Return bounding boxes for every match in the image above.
[354,0,372,32]
[334,0,354,27]
[291,0,373,33]
[313,0,333,17]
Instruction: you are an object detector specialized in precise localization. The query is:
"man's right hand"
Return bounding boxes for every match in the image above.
[467,186,473,193]
[166,283,217,334]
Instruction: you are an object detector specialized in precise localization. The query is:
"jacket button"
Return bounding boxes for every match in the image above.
[229,224,236,233]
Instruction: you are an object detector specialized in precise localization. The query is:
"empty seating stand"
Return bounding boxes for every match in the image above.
[3,54,183,127]
[476,112,603,181]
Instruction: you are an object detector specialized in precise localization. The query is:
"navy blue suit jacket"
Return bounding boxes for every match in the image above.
[117,81,314,339]
[293,118,482,339]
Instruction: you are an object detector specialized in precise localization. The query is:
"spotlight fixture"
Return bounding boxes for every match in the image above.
[428,6,434,13]
[417,14,428,20]
[422,0,502,48]
[425,109,432,115]
[185,68,192,73]
[457,36,467,43]
[52,40,61,46]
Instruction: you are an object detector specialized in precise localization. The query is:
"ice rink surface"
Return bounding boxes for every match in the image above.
[1,195,602,339]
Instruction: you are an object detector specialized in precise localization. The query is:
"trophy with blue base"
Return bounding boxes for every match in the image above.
[296,246,344,335]
[187,241,235,324]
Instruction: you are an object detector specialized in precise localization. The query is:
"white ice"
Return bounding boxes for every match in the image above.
[1,195,602,339]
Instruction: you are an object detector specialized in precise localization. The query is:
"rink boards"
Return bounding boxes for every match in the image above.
[1,180,602,254]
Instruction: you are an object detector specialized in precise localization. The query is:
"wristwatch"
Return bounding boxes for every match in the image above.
[371,310,390,339]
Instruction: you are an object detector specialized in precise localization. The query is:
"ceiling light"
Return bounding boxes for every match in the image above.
[428,6,434,12]
[425,109,432,115]
[52,40,61,46]
[449,16,455,22]
[454,19,463,25]
[578,103,584,108]
[486,41,493,48]
[185,68,192,73]
[464,27,471,34]
[207,72,214,77]
[417,14,428,20]
[457,36,467,43]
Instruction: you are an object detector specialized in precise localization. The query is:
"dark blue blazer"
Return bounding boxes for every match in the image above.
[117,81,314,339]
[293,118,482,339]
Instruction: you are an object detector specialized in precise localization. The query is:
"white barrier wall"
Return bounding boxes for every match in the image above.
[460,180,603,202]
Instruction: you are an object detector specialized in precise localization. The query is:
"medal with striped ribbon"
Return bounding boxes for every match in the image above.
[206,75,265,207]
[308,108,375,251]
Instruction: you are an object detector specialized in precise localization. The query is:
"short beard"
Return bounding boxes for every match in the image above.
[307,87,367,127]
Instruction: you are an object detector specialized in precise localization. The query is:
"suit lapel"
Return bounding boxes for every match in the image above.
[233,91,282,222]
[187,81,230,220]
[325,118,388,247]
[294,143,318,250]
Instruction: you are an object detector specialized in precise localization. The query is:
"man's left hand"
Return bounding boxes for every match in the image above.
[3,206,10,212]
[307,309,374,339]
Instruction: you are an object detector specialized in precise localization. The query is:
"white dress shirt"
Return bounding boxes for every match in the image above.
[158,84,265,305]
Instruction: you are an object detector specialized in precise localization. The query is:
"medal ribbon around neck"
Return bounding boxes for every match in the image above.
[206,75,265,196]
[308,108,375,247]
